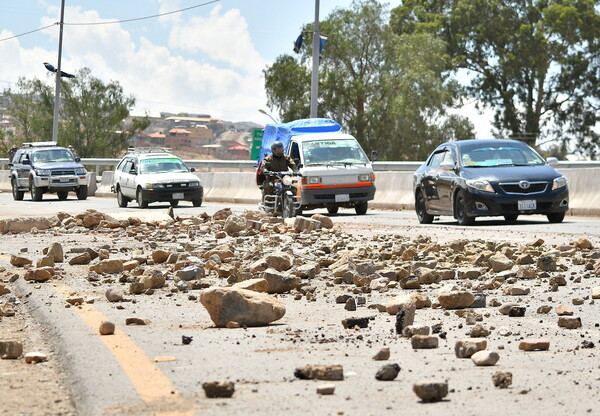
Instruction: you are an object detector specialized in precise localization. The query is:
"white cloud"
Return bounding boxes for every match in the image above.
[1,4,268,123]
[168,4,265,72]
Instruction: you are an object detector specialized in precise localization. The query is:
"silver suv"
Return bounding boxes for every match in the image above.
[9,142,89,201]
[112,148,203,208]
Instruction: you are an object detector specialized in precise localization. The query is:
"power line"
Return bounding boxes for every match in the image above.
[0,0,219,43]
[0,23,57,43]
[64,0,220,26]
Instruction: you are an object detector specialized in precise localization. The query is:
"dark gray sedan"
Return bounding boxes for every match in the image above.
[413,139,569,225]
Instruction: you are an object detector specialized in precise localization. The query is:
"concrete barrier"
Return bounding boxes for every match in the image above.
[95,171,115,197]
[2,168,599,217]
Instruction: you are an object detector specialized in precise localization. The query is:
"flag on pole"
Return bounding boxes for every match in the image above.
[293,34,304,53]
[319,34,328,56]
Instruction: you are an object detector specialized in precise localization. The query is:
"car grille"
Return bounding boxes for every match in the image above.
[164,183,188,188]
[499,181,547,194]
[51,169,76,176]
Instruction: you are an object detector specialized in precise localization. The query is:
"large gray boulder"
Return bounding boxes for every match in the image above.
[199,287,286,327]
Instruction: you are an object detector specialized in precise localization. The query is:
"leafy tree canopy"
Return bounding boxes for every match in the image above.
[264,0,474,160]
[3,68,148,158]
[391,0,600,157]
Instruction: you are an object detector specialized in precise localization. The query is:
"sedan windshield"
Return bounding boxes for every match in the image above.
[459,143,545,167]
[140,158,189,174]
[303,139,369,166]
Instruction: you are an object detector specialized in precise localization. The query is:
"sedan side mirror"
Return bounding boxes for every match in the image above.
[546,157,558,166]
[440,161,456,171]
[190,167,196,173]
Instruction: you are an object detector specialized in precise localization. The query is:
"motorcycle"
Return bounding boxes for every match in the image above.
[262,171,302,219]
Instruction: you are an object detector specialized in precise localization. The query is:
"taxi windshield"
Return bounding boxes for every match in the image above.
[303,139,369,166]
[139,158,189,174]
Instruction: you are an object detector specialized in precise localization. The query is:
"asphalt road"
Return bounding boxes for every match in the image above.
[1,191,599,243]
[1,192,600,415]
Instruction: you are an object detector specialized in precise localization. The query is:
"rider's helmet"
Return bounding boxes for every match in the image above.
[271,141,284,157]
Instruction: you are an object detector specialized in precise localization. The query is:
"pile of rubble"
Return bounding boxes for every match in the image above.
[1,208,600,404]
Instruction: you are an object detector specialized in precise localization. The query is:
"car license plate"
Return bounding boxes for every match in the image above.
[173,192,184,200]
[518,200,536,210]
[335,193,350,202]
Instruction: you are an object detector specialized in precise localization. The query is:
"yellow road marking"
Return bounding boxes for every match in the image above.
[51,282,195,416]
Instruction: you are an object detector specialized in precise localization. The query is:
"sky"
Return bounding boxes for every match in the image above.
[0,0,491,135]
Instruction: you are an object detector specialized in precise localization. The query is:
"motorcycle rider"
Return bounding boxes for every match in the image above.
[260,141,298,206]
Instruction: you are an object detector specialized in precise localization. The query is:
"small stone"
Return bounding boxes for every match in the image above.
[413,381,448,402]
[24,351,48,364]
[294,365,344,381]
[470,293,486,308]
[372,347,390,361]
[492,372,513,388]
[508,306,526,317]
[503,286,530,296]
[455,338,487,358]
[316,383,336,395]
[402,325,430,338]
[519,338,550,351]
[469,324,491,338]
[345,297,357,311]
[438,291,474,309]
[0,341,23,359]
[411,335,439,349]
[99,321,116,335]
[471,350,500,366]
[105,287,124,302]
[341,317,371,329]
[375,363,401,381]
[537,305,552,314]
[558,316,582,329]
[556,305,574,316]
[202,381,235,398]
[125,317,147,325]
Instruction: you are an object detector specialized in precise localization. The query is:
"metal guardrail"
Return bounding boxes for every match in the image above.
[1,158,599,173]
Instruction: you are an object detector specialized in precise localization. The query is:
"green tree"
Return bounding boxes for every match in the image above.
[263,0,474,160]
[3,68,144,158]
[391,0,600,157]
[4,77,54,143]
[60,68,136,157]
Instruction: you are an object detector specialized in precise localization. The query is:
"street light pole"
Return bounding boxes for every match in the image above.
[310,0,320,118]
[52,0,66,142]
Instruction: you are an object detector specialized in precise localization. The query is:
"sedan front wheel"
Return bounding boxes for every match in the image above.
[547,212,565,223]
[415,189,434,224]
[454,190,475,226]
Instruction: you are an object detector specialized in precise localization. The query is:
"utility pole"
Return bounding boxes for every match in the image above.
[52,0,66,142]
[310,0,320,118]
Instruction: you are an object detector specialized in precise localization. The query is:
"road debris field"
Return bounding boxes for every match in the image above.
[1,208,599,416]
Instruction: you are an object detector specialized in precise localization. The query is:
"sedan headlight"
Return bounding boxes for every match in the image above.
[552,176,567,190]
[306,176,322,184]
[358,173,372,182]
[34,169,51,176]
[146,183,165,189]
[188,181,200,187]
[282,175,293,186]
[75,168,87,175]
[465,179,495,193]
